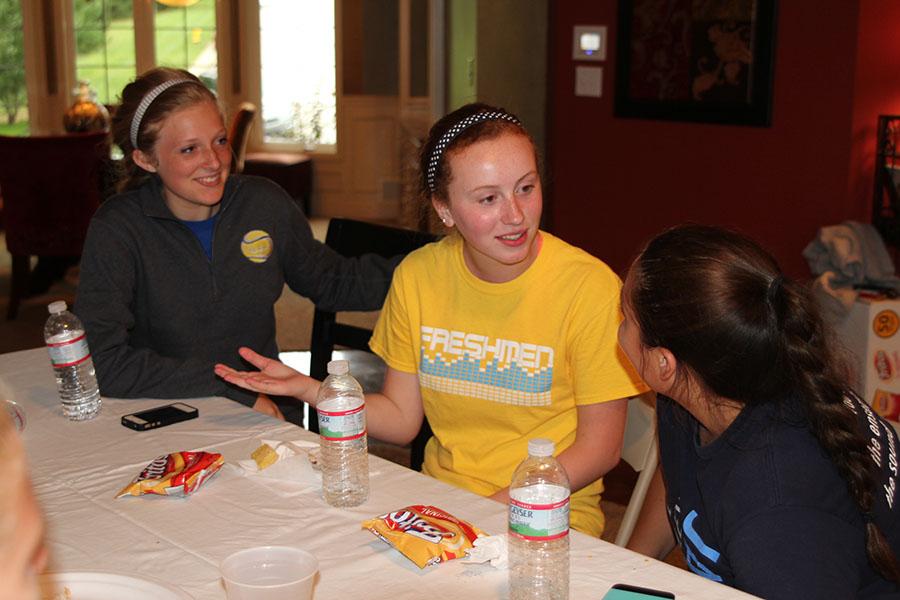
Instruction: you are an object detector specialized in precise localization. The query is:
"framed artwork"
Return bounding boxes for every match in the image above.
[614,0,778,126]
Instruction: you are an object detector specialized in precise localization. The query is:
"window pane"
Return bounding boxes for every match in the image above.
[78,68,109,103]
[73,0,103,29]
[259,0,336,147]
[185,0,216,28]
[73,0,136,105]
[155,30,189,67]
[107,68,137,104]
[0,0,27,135]
[154,0,217,92]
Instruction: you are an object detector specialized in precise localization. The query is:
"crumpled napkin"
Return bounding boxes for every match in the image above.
[234,439,319,482]
[461,535,508,569]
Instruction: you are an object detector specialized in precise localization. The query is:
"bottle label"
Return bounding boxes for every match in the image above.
[317,400,366,441]
[508,487,570,541]
[46,333,91,368]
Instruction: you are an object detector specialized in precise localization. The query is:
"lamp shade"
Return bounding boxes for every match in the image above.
[156,0,201,7]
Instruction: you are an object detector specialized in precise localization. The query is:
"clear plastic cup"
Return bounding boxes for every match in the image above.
[4,399,25,432]
[221,546,318,600]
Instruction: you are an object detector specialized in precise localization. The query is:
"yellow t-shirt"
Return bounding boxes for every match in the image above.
[369,232,647,536]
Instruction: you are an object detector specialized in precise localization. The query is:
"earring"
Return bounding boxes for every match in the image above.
[659,356,667,368]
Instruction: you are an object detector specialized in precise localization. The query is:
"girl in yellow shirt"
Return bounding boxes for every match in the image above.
[217,103,647,536]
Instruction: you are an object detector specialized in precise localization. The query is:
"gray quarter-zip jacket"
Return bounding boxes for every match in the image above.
[74,174,395,406]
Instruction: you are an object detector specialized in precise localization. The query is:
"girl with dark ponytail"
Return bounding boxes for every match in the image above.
[619,224,900,598]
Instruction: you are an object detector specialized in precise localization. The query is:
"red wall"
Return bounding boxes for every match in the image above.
[848,0,900,215]
[547,1,864,278]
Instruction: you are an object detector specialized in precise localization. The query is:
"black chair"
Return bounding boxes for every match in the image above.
[308,217,437,471]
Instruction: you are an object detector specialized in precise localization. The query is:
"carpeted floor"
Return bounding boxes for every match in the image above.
[0,223,675,550]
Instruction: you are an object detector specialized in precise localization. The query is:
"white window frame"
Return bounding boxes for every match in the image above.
[21,0,233,136]
[21,1,389,156]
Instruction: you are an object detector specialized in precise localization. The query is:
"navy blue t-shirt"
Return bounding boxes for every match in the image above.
[658,393,900,599]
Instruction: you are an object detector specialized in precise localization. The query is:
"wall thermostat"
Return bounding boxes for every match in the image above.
[573,25,607,61]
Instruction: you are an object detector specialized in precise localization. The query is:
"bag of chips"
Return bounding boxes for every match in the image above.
[116,451,224,498]
[362,504,485,568]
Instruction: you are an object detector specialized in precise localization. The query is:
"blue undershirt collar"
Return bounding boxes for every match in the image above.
[181,213,219,260]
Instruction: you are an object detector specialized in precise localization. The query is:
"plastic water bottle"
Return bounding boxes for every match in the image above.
[316,359,369,507]
[508,438,570,600]
[44,301,101,421]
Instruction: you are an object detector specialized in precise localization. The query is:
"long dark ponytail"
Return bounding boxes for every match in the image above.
[630,224,899,583]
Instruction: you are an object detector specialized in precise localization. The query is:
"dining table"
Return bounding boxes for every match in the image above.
[1,347,757,599]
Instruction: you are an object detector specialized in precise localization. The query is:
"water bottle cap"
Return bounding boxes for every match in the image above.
[528,438,555,457]
[48,301,67,314]
[327,359,349,375]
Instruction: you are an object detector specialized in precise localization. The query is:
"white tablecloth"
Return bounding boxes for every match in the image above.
[1,348,755,599]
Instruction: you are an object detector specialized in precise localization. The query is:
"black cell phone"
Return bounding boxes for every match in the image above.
[121,402,198,431]
[602,583,675,599]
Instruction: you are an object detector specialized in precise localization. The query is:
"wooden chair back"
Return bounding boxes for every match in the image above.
[228,102,257,174]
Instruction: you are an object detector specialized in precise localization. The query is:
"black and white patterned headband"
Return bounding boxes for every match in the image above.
[426,110,521,193]
[129,79,192,148]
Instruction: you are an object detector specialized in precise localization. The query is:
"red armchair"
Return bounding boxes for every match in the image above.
[0,131,108,319]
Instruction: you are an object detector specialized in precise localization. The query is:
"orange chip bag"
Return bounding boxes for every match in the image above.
[362,504,485,568]
[115,451,224,498]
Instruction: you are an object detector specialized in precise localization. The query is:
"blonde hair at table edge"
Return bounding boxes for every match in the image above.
[0,399,47,600]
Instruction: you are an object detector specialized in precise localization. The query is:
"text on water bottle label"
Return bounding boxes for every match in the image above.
[508,494,570,541]
[46,334,91,368]
[317,402,366,441]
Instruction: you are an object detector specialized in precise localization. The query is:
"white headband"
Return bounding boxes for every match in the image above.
[129,79,192,148]
[426,110,521,192]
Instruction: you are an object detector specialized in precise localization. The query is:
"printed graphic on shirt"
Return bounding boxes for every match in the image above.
[843,394,898,509]
[669,503,723,582]
[240,229,273,264]
[418,325,553,406]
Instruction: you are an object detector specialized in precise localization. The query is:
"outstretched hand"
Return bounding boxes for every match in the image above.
[214,347,321,403]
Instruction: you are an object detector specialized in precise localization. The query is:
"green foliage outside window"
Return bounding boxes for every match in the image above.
[73,0,134,54]
[0,0,26,133]
[0,0,219,135]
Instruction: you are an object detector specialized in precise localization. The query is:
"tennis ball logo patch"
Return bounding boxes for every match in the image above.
[241,230,273,264]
